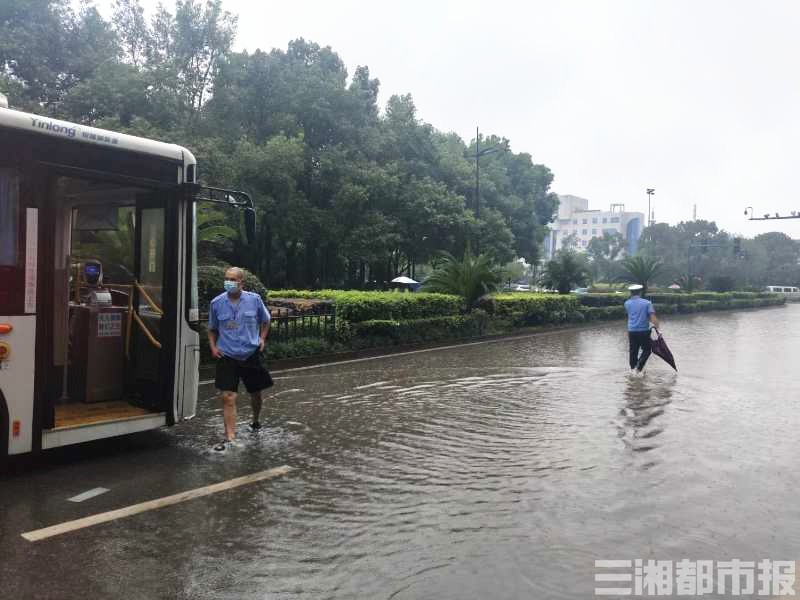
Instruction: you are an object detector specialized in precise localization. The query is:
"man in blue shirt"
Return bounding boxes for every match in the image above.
[624,284,659,372]
[208,267,272,450]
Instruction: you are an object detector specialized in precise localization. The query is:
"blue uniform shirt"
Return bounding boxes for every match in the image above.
[208,290,271,360]
[624,296,655,332]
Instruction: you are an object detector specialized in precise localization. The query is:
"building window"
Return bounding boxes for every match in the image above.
[592,229,597,235]
[611,217,620,223]
[582,229,587,235]
[582,218,588,224]
[573,219,578,224]
[603,217,608,224]
[592,218,598,224]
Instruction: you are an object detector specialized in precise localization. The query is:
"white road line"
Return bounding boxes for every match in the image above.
[198,329,573,385]
[22,466,294,542]
[67,487,109,503]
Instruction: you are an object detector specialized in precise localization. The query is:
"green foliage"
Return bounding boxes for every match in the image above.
[268,289,462,322]
[540,250,589,294]
[422,251,503,310]
[479,293,579,325]
[265,338,342,361]
[618,255,665,295]
[351,311,488,347]
[1,0,561,290]
[579,306,627,321]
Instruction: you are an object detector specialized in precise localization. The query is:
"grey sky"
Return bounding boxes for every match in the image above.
[100,0,800,238]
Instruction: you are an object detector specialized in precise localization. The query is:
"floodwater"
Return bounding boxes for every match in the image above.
[2,304,799,599]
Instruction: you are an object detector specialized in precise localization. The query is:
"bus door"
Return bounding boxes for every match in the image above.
[0,164,37,457]
[129,197,168,409]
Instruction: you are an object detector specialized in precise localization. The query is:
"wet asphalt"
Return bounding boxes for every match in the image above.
[2,304,799,599]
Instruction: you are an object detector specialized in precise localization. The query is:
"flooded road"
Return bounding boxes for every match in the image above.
[2,304,799,599]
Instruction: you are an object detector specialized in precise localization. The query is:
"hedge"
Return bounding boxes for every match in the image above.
[480,293,579,325]
[351,311,489,346]
[576,291,779,309]
[267,289,462,322]
[575,294,785,322]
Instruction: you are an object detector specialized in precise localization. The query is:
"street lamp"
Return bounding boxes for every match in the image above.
[471,126,509,251]
[646,188,655,227]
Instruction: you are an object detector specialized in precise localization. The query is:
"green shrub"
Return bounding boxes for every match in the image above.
[579,306,626,321]
[480,293,579,325]
[351,312,489,347]
[578,293,626,307]
[266,338,341,361]
[267,289,462,322]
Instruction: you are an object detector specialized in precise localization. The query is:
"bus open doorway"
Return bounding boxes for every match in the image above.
[45,175,175,434]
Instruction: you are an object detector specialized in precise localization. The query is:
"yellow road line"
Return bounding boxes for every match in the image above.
[22,465,294,542]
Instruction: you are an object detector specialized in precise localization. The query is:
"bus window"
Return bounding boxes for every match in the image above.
[0,169,18,266]
[0,169,21,314]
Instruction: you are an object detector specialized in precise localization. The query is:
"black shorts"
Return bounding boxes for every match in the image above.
[215,352,274,393]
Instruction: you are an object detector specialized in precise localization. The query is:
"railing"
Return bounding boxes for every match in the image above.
[268,310,336,343]
[198,307,336,343]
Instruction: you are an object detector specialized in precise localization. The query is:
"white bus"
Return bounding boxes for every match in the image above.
[765,286,799,294]
[0,95,253,461]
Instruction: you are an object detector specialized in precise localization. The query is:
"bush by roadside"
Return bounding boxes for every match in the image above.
[267,289,462,322]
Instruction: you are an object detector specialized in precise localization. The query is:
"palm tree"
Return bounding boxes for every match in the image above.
[618,255,664,295]
[540,250,589,294]
[422,250,503,310]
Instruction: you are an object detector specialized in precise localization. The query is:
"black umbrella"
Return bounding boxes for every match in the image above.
[651,328,677,371]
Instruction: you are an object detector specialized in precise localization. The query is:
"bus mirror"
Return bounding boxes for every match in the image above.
[244,209,256,245]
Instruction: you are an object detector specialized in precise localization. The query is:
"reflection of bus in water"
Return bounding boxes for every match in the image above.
[0,95,253,461]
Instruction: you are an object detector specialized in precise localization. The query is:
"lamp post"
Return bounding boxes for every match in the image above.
[646,188,655,227]
[472,126,508,251]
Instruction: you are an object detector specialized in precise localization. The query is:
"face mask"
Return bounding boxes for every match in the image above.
[224,280,239,293]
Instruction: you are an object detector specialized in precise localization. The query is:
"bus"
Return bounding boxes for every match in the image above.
[0,94,254,461]
[765,286,800,301]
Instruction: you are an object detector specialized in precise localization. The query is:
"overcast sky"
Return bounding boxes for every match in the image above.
[98,0,800,238]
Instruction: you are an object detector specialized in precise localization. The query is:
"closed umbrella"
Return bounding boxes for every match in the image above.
[650,328,677,371]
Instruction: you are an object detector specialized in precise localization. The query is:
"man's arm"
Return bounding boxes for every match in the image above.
[208,304,222,359]
[258,300,270,352]
[649,305,659,329]
[208,327,222,359]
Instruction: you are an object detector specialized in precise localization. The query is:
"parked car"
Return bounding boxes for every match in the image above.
[514,284,532,292]
[571,287,589,295]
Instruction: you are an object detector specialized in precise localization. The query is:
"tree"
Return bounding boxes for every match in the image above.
[0,0,119,113]
[540,250,589,294]
[618,256,664,296]
[587,231,625,281]
[1,4,564,290]
[422,250,503,311]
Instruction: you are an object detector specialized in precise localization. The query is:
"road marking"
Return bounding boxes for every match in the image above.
[68,487,109,503]
[22,465,294,542]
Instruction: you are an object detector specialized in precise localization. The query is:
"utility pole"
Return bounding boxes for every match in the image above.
[646,188,655,227]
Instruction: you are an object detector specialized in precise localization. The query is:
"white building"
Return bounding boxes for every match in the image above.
[542,195,645,260]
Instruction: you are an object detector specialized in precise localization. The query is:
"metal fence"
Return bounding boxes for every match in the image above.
[268,309,336,343]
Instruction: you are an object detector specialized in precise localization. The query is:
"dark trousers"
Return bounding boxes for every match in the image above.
[628,330,652,370]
